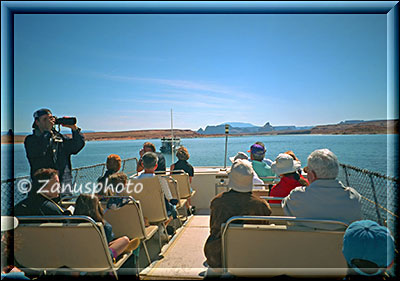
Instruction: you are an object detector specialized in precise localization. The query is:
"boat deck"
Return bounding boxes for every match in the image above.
[140,211,210,280]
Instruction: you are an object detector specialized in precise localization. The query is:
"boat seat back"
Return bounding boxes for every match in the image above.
[14,216,121,273]
[222,216,348,277]
[127,177,169,224]
[169,173,193,199]
[102,200,157,240]
[269,203,285,216]
[166,178,187,209]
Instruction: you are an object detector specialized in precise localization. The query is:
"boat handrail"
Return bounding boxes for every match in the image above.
[223,215,349,229]
[260,196,286,201]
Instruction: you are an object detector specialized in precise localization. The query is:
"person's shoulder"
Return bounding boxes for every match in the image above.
[286,185,307,199]
[24,133,36,144]
[156,152,165,159]
[210,191,225,204]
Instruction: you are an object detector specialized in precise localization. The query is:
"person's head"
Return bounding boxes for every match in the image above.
[143,142,156,153]
[106,154,121,172]
[271,153,301,176]
[342,220,395,277]
[305,149,339,183]
[32,108,54,132]
[284,150,300,161]
[74,194,104,223]
[108,172,128,195]
[32,168,60,198]
[227,159,254,193]
[142,152,158,170]
[249,142,266,161]
[229,152,249,163]
[176,146,190,161]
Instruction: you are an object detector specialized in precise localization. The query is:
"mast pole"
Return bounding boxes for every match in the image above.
[171,109,174,164]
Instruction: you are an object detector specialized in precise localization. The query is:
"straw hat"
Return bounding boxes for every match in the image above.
[1,216,19,232]
[271,153,301,175]
[229,152,249,163]
[227,159,254,193]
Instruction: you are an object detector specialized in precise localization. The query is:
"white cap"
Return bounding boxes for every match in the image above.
[227,159,254,193]
[271,153,301,175]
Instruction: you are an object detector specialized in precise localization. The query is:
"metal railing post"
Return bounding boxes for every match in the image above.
[343,165,350,186]
[369,174,383,225]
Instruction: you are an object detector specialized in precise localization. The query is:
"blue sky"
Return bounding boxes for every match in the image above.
[11,13,389,132]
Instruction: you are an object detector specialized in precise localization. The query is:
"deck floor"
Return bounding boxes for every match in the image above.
[140,214,210,280]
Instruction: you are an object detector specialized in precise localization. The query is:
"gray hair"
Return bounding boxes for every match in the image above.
[142,152,158,169]
[307,149,339,179]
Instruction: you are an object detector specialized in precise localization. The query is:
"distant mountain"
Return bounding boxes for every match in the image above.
[219,122,257,128]
[198,122,315,135]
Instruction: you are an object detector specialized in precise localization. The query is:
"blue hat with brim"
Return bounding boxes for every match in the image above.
[342,220,395,276]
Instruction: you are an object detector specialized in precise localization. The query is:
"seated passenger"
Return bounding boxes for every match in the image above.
[269,153,309,203]
[136,142,166,174]
[342,220,395,279]
[14,168,71,216]
[282,149,362,230]
[134,152,178,218]
[97,154,122,187]
[170,146,196,214]
[229,151,265,189]
[248,142,276,183]
[74,194,140,261]
[204,160,272,269]
[170,146,194,182]
[284,150,306,176]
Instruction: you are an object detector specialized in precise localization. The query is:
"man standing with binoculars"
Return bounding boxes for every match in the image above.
[24,108,85,198]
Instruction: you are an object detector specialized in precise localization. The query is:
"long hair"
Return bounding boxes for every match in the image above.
[74,194,104,224]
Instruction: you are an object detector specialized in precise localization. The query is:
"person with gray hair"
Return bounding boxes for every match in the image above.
[134,152,178,219]
[282,149,362,230]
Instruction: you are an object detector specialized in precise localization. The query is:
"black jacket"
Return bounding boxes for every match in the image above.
[14,194,71,216]
[24,128,85,185]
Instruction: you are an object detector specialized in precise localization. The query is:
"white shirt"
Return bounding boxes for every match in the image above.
[253,175,266,190]
[135,173,173,200]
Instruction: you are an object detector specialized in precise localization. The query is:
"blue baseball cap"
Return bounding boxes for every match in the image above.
[342,220,395,276]
[248,144,266,156]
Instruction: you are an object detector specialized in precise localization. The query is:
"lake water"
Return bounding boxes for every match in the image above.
[1,134,398,180]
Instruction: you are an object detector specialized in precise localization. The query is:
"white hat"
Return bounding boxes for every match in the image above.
[271,153,301,175]
[229,151,249,163]
[1,216,19,232]
[227,159,254,192]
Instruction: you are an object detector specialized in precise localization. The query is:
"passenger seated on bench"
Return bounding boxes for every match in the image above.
[97,172,129,199]
[136,142,166,174]
[170,146,196,213]
[248,142,276,183]
[342,220,395,280]
[282,149,362,230]
[171,146,194,181]
[229,152,264,189]
[14,168,71,216]
[269,153,309,203]
[204,160,272,269]
[74,194,140,261]
[134,152,179,218]
[284,150,307,178]
[97,154,122,188]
